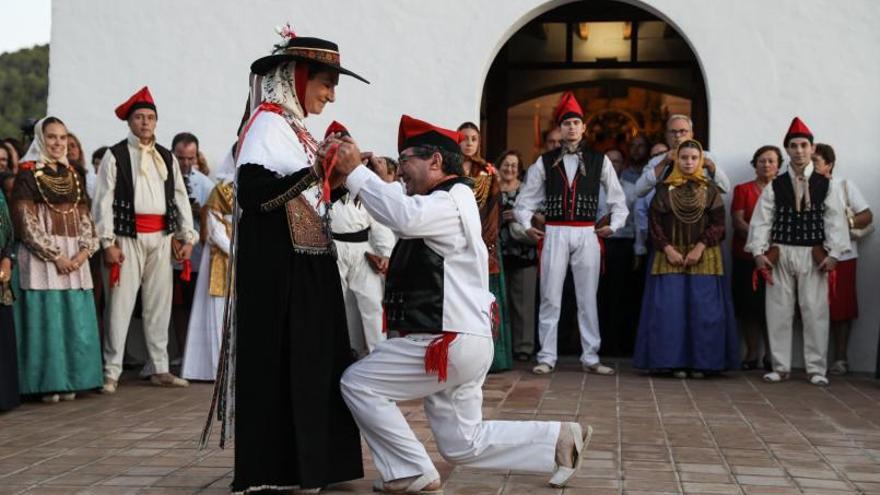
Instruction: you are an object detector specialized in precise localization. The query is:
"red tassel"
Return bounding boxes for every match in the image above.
[321,143,340,203]
[381,304,388,334]
[109,263,121,288]
[598,236,606,275]
[490,301,500,340]
[425,332,457,383]
[180,259,192,282]
[752,267,773,291]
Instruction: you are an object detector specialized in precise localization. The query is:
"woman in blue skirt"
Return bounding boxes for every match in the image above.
[633,139,738,377]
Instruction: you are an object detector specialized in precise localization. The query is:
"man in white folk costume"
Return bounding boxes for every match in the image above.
[746,117,850,386]
[514,91,629,376]
[326,121,395,356]
[333,115,592,494]
[93,86,197,393]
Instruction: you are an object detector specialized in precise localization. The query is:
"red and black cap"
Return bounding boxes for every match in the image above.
[115,86,156,120]
[251,31,369,84]
[324,121,350,139]
[783,117,814,146]
[398,115,462,154]
[553,91,584,124]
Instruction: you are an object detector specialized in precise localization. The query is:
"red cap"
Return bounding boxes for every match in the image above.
[398,115,462,153]
[115,86,156,120]
[324,120,350,139]
[784,117,813,146]
[553,91,584,124]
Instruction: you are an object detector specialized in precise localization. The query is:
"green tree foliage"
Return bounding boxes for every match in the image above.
[0,45,49,144]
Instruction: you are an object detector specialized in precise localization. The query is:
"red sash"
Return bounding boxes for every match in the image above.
[135,214,166,233]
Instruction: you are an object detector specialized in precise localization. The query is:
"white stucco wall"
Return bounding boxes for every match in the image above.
[49,0,880,372]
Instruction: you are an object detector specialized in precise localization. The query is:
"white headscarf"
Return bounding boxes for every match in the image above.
[247,61,305,122]
[21,116,70,167]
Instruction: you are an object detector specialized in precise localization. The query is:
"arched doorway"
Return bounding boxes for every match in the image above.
[481,0,708,163]
[480,0,709,358]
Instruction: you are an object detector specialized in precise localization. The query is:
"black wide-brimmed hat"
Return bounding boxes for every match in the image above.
[250,35,369,84]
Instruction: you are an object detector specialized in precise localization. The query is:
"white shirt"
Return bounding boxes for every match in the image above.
[745,163,851,260]
[837,178,871,261]
[633,191,653,255]
[346,166,494,337]
[330,196,396,257]
[92,134,197,249]
[597,167,640,239]
[514,150,629,232]
[634,150,730,198]
[236,110,327,216]
[183,169,216,272]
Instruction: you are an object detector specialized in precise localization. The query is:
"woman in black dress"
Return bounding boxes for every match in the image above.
[204,30,369,493]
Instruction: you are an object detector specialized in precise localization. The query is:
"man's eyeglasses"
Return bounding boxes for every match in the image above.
[666,128,690,136]
[397,148,436,166]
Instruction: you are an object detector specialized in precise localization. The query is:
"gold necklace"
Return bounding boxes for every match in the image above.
[668,183,706,224]
[472,174,493,208]
[33,164,82,216]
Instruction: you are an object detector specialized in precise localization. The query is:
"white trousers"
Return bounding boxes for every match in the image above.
[334,240,386,355]
[341,333,560,482]
[102,232,173,380]
[537,225,602,367]
[766,245,830,375]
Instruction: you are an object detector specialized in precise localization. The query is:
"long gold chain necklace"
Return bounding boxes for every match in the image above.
[34,164,82,216]
[668,183,707,224]
[472,174,493,208]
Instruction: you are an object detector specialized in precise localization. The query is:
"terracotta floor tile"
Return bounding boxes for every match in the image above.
[2,362,879,494]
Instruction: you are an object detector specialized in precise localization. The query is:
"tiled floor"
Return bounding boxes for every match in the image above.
[1,359,879,494]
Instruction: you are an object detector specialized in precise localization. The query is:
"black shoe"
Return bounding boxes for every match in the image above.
[514,352,532,362]
[741,359,758,371]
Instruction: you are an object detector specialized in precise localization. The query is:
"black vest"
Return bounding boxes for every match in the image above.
[541,144,604,223]
[109,139,180,238]
[770,171,829,246]
[383,177,472,334]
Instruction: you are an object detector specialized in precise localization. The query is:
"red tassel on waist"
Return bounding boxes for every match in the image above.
[425,332,458,383]
[109,263,121,288]
[135,214,166,233]
[180,259,192,282]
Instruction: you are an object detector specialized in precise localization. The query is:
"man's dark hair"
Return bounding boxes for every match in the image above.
[814,143,835,168]
[92,146,109,162]
[172,132,199,151]
[750,145,783,169]
[412,145,464,176]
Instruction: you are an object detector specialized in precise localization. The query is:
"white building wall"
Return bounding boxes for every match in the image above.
[49,0,880,372]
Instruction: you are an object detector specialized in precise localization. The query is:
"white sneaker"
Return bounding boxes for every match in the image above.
[809,374,829,386]
[583,363,616,375]
[762,371,789,383]
[532,363,554,375]
[673,370,688,379]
